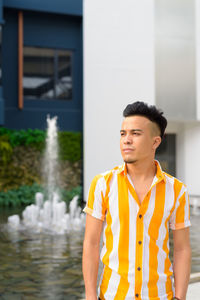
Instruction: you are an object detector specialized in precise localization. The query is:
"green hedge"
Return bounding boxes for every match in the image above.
[0,135,13,165]
[58,131,82,162]
[0,127,45,149]
[0,128,82,205]
[0,183,83,208]
[0,127,82,162]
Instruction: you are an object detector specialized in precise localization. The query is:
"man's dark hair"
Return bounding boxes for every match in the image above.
[123,101,167,138]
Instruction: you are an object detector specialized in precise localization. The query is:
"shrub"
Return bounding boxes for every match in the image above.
[58,131,82,162]
[0,127,82,204]
[0,127,82,162]
[61,185,83,207]
[0,127,46,149]
[0,135,13,165]
[0,183,83,208]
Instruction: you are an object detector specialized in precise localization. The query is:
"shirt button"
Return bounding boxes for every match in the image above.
[135,294,139,298]
[138,241,142,245]
[137,267,141,271]
[139,214,142,219]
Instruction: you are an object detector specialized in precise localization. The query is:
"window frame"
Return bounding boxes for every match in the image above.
[23,45,74,102]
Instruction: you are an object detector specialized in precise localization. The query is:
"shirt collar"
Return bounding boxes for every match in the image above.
[117,163,127,175]
[154,160,166,183]
[117,160,166,183]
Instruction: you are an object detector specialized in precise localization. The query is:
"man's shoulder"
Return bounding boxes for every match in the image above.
[92,164,123,182]
[163,171,187,189]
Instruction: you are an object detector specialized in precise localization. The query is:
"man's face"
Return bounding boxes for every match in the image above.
[120,115,161,164]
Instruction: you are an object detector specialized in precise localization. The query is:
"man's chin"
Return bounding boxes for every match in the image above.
[124,159,137,164]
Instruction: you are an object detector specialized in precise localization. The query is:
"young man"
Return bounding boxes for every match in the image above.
[82,102,191,300]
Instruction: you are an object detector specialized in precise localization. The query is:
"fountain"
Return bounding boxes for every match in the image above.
[8,116,85,234]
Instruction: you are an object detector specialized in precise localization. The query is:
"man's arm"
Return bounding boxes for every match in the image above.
[172,227,191,300]
[82,214,103,300]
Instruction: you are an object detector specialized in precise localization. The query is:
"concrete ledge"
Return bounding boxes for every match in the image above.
[189,272,200,284]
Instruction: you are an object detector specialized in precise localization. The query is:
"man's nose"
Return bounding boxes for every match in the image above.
[124,135,132,144]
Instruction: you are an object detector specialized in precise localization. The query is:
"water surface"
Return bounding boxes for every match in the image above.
[0,208,199,299]
[0,208,85,300]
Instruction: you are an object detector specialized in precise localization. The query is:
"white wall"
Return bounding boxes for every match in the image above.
[174,0,200,196]
[183,123,200,195]
[195,0,200,120]
[155,0,196,121]
[83,0,156,199]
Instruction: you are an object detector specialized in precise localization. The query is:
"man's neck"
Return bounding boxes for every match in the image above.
[126,159,156,182]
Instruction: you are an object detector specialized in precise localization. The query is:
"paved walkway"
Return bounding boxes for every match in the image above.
[187,281,200,299]
[187,272,200,299]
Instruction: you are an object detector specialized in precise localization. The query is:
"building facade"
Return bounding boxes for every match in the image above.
[0,0,200,199]
[84,0,200,198]
[0,0,83,131]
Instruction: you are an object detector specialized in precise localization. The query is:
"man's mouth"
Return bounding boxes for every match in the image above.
[123,148,134,153]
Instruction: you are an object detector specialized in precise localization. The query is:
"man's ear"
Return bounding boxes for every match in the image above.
[153,136,162,150]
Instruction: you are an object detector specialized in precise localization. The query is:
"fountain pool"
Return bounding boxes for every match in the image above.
[0,208,200,299]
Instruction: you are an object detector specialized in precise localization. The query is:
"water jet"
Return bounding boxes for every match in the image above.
[8,116,85,234]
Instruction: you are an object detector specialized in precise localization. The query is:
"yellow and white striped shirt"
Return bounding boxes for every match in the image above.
[83,161,191,300]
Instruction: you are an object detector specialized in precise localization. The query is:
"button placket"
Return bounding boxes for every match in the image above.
[135,211,144,299]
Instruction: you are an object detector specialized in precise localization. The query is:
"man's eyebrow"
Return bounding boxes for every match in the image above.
[131,129,143,132]
[120,129,143,132]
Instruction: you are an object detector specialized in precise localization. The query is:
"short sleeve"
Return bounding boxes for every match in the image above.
[83,175,107,221]
[169,186,191,230]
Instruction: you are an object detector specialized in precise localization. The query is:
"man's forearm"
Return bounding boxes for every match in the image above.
[173,246,191,300]
[82,240,100,300]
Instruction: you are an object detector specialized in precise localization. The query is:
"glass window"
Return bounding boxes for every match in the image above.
[23,47,73,100]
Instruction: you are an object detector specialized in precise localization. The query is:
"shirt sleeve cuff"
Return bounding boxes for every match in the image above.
[83,206,105,221]
[170,220,191,230]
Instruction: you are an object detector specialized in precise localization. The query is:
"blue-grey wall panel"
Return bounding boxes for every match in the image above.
[23,11,82,111]
[24,16,80,49]
[2,9,18,109]
[4,0,82,17]
[0,87,4,124]
[5,108,82,131]
[2,9,83,131]
[0,0,4,23]
[0,99,4,124]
